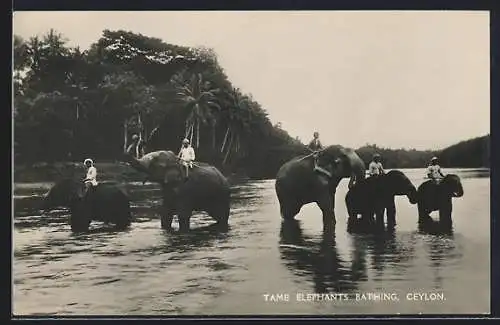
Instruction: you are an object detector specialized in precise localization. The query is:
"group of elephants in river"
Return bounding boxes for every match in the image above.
[41,145,464,234]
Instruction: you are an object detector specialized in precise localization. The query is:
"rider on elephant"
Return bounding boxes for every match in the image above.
[427,157,445,184]
[368,153,385,177]
[178,138,195,179]
[83,158,98,197]
[308,131,323,169]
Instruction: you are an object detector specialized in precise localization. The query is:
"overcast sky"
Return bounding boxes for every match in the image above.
[13,11,490,150]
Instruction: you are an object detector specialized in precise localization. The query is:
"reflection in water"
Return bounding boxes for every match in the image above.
[161,224,230,254]
[421,229,462,289]
[418,219,454,236]
[349,229,417,281]
[279,220,358,294]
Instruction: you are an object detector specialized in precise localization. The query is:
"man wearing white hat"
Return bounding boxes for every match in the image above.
[368,153,384,177]
[178,138,195,178]
[83,158,98,196]
[427,156,444,184]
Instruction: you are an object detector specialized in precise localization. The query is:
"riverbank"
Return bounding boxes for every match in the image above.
[13,161,251,184]
[14,161,148,184]
[13,161,489,184]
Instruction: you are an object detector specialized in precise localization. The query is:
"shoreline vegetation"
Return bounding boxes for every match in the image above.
[13,29,490,183]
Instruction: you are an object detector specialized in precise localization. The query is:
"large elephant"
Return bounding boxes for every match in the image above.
[123,151,231,232]
[417,174,464,227]
[345,170,418,230]
[42,178,132,232]
[275,145,366,231]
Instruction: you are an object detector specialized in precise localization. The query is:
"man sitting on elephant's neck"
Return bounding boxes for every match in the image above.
[427,157,445,184]
[83,158,98,198]
[178,138,195,179]
[368,153,385,178]
[308,132,323,152]
[308,132,323,170]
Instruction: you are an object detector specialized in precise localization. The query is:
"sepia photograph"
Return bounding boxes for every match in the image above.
[12,11,490,316]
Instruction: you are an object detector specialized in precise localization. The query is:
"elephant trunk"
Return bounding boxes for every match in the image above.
[40,195,50,214]
[407,186,418,204]
[453,186,464,198]
[40,188,57,214]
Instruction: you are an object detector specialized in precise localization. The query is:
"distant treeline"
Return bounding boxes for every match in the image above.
[13,29,489,180]
[355,134,490,169]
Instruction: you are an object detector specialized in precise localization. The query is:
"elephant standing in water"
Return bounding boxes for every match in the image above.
[42,179,132,232]
[417,174,464,228]
[345,170,418,231]
[123,151,230,232]
[275,145,365,232]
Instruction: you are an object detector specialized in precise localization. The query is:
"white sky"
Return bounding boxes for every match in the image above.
[13,11,490,150]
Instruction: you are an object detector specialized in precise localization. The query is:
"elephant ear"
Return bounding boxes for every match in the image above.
[146,151,182,184]
[338,147,366,179]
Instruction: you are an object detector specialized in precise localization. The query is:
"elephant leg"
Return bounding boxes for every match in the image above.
[115,205,131,230]
[317,193,336,233]
[210,201,230,229]
[161,212,174,231]
[280,201,301,221]
[70,210,91,233]
[178,205,192,232]
[345,194,358,232]
[418,202,432,224]
[386,198,396,228]
[178,215,191,232]
[439,199,453,229]
[160,190,175,230]
[375,208,385,227]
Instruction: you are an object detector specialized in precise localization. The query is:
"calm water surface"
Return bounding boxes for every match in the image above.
[13,168,490,315]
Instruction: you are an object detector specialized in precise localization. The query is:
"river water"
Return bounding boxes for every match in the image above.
[12,168,490,316]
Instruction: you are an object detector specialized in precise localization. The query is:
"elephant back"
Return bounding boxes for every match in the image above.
[189,163,229,187]
[45,178,84,205]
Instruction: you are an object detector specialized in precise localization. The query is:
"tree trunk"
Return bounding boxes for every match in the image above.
[212,124,216,150]
[185,121,191,139]
[138,113,143,141]
[223,133,234,165]
[196,119,200,148]
[190,121,194,144]
[123,120,128,153]
[221,126,230,153]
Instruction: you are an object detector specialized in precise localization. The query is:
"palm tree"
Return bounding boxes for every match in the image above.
[174,72,221,149]
[220,88,252,165]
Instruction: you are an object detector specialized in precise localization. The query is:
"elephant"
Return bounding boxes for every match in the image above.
[416,174,464,228]
[275,145,366,232]
[123,150,231,232]
[345,170,418,231]
[42,178,132,232]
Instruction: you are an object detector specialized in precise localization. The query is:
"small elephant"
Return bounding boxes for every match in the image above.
[42,178,132,232]
[417,174,464,227]
[345,170,418,230]
[275,145,366,232]
[123,151,230,232]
